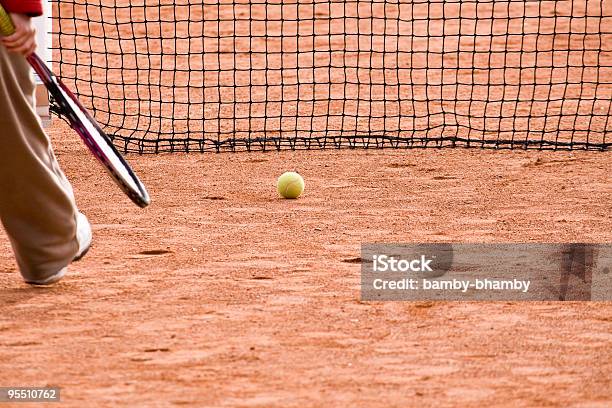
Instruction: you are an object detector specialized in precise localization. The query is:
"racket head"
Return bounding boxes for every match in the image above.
[29,55,150,208]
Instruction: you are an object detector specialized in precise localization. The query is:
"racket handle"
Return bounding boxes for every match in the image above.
[0,4,16,36]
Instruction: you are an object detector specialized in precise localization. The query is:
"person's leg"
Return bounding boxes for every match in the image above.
[0,45,80,282]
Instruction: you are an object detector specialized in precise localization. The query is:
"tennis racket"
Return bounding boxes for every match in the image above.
[0,5,150,208]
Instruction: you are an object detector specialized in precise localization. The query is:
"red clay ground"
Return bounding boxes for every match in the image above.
[0,122,610,407]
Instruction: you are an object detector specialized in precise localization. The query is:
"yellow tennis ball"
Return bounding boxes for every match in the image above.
[277,171,305,199]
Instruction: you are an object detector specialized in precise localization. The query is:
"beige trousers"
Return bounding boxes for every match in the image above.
[0,45,78,282]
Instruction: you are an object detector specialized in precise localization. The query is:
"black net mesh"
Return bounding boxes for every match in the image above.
[51,0,611,152]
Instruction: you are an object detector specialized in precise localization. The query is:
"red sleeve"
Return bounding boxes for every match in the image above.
[0,0,43,17]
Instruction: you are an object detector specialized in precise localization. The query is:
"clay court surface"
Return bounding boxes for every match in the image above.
[1,0,611,406]
[0,122,610,407]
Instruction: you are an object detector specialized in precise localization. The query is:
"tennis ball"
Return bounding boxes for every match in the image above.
[277,171,304,199]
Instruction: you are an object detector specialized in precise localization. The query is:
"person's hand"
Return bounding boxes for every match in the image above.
[1,13,37,56]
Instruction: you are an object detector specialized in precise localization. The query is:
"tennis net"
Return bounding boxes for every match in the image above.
[51,0,611,152]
